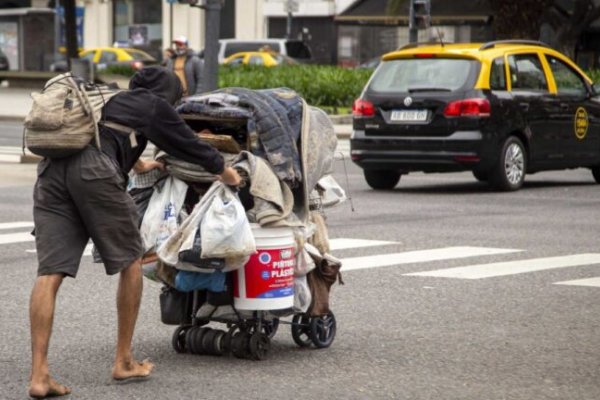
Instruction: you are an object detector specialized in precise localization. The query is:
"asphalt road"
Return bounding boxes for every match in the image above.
[0,120,23,147]
[1,160,599,400]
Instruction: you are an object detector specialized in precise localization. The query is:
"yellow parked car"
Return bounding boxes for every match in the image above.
[51,47,157,72]
[223,51,297,67]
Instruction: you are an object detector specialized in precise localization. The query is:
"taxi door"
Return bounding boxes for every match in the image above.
[544,55,600,166]
[507,53,556,166]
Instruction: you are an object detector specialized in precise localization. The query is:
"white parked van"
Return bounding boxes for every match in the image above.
[216,39,312,64]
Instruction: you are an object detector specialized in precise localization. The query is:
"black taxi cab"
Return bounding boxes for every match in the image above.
[350,40,600,191]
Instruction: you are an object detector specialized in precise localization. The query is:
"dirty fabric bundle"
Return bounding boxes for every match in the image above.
[155,150,237,183]
[178,87,303,186]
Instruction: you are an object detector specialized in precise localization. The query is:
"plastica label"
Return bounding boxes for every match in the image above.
[243,246,295,299]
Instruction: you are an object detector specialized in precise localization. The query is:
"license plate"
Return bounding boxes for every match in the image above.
[390,109,428,122]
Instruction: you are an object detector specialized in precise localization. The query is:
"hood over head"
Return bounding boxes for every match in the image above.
[129,66,183,106]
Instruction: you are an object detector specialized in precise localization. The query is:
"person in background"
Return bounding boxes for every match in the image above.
[161,48,175,67]
[166,36,204,96]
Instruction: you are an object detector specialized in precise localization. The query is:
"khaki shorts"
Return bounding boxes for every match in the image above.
[33,146,143,277]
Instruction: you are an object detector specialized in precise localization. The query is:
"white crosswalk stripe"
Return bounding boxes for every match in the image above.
[0,232,34,245]
[3,221,600,288]
[329,238,397,251]
[404,254,600,279]
[0,221,34,230]
[339,246,522,272]
[554,277,600,288]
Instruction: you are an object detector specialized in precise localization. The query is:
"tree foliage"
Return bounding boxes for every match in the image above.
[387,0,600,57]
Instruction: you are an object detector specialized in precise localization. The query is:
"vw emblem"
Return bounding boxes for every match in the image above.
[403,97,413,107]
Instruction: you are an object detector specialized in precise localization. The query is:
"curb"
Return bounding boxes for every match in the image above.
[0,115,25,122]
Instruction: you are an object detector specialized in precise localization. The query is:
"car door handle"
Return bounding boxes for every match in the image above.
[519,102,530,112]
[560,103,570,110]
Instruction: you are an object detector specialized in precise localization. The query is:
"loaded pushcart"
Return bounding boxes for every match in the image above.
[136,87,346,360]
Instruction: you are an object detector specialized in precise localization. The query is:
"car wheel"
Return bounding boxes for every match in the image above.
[364,170,401,190]
[591,166,600,183]
[489,136,526,191]
[472,169,489,182]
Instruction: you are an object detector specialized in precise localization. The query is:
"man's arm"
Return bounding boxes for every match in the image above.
[133,159,164,174]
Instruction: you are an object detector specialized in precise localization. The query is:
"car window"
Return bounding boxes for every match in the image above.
[99,51,117,63]
[249,55,264,65]
[546,55,587,97]
[227,55,245,66]
[80,51,96,62]
[124,49,155,61]
[490,57,507,90]
[369,58,475,93]
[508,54,548,91]
[224,42,281,58]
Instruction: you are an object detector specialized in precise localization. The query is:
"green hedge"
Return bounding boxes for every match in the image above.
[103,64,373,110]
[219,65,372,110]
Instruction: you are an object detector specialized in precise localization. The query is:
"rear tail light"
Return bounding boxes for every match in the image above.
[353,99,375,117]
[444,98,491,117]
[131,60,144,70]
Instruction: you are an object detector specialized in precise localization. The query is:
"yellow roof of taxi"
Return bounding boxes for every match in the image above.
[382,42,565,61]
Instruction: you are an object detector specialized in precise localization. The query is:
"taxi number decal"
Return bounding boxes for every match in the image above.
[574,107,588,140]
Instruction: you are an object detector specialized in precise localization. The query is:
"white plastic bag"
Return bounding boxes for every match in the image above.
[140,176,188,252]
[295,245,316,276]
[201,185,256,258]
[293,275,312,313]
[157,181,222,268]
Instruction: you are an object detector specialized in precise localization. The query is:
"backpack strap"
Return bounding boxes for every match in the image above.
[99,120,139,148]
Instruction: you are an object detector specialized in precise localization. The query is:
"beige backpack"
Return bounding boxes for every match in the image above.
[24,73,131,158]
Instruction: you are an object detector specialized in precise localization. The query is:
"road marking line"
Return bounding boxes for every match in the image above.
[554,277,600,288]
[341,246,521,272]
[404,254,600,279]
[0,232,34,245]
[330,238,397,251]
[0,222,34,230]
[26,243,94,256]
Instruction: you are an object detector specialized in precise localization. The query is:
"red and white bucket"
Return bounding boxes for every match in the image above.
[233,225,295,310]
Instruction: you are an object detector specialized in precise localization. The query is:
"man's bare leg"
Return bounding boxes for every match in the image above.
[111,259,154,380]
[28,274,72,398]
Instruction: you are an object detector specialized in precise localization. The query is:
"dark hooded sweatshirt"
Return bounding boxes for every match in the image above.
[99,66,224,178]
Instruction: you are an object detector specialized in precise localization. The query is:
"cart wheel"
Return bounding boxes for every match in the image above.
[291,314,312,348]
[249,332,271,361]
[263,318,280,339]
[223,325,239,354]
[211,329,226,356]
[201,328,218,356]
[185,327,198,354]
[310,311,336,348]
[231,331,251,359]
[193,327,211,355]
[171,325,190,353]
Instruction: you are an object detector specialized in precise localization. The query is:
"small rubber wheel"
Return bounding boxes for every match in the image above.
[171,325,190,353]
[185,327,198,354]
[249,332,271,361]
[223,325,239,354]
[200,328,218,355]
[263,318,280,339]
[193,327,211,355]
[310,311,337,349]
[231,332,251,359]
[291,314,313,348]
[211,330,226,356]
